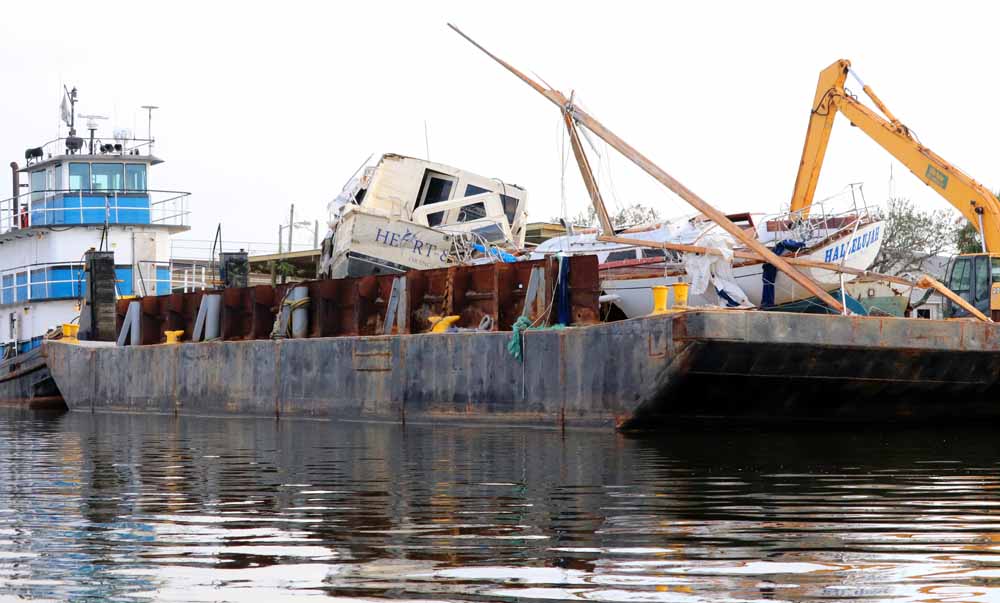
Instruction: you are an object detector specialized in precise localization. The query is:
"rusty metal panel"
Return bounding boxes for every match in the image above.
[567,255,600,325]
[451,263,499,329]
[406,266,451,333]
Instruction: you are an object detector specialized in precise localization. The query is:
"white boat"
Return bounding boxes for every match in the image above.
[532,207,883,318]
[0,87,191,356]
[319,153,528,279]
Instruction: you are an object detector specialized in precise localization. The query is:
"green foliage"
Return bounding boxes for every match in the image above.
[274,260,298,277]
[554,203,663,229]
[871,197,960,275]
[955,222,984,254]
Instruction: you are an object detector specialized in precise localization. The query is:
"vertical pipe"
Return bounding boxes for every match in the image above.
[290,286,308,338]
[9,162,18,227]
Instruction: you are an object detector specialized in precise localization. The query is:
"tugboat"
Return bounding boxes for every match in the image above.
[0,87,191,406]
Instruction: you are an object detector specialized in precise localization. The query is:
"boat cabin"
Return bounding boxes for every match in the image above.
[342,154,528,247]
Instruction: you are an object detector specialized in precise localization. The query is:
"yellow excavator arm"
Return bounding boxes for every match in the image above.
[790,59,1000,252]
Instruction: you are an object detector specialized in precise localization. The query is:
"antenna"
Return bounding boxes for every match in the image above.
[141,105,159,152]
[424,120,431,161]
[78,113,108,154]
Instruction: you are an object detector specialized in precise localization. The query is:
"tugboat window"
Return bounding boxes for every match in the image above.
[69,163,89,191]
[30,171,45,202]
[91,163,124,191]
[125,164,147,192]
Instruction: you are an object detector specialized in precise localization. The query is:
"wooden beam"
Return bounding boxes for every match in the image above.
[563,111,615,236]
[916,275,991,322]
[450,24,845,314]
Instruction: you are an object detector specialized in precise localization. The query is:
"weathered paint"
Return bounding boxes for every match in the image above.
[48,314,677,429]
[0,346,63,408]
[46,310,1000,429]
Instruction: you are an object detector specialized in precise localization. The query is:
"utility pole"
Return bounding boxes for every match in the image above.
[287,204,295,255]
[313,220,319,249]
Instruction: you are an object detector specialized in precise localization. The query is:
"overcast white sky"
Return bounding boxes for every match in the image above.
[1,1,997,255]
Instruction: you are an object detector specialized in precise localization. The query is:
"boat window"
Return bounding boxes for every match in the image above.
[949,257,972,294]
[465,184,490,197]
[30,171,45,202]
[975,256,991,301]
[426,211,445,226]
[91,163,124,191]
[501,194,519,226]
[457,202,486,223]
[472,223,507,243]
[606,250,637,263]
[642,248,667,258]
[69,163,89,191]
[125,164,147,192]
[416,171,455,227]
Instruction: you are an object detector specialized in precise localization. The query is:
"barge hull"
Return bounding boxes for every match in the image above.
[46,310,1000,428]
[0,347,65,409]
[47,314,678,429]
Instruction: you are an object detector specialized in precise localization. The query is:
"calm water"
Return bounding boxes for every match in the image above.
[2,410,1000,602]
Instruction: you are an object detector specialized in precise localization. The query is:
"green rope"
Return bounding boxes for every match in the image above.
[507,316,565,362]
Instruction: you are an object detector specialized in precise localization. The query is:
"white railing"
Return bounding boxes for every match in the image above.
[22,136,156,166]
[758,194,876,247]
[0,260,176,305]
[0,188,191,235]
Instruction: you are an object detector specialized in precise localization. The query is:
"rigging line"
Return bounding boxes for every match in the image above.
[602,139,624,217]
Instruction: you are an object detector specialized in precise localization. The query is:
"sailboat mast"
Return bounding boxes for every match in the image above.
[449,23,845,314]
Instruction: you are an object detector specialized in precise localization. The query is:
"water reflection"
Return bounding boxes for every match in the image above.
[1,408,1000,601]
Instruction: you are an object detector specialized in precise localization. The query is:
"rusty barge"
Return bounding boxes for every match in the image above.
[39,249,1000,429]
[26,28,1000,429]
[44,294,1000,428]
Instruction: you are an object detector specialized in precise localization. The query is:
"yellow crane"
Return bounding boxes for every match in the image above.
[790,59,1000,318]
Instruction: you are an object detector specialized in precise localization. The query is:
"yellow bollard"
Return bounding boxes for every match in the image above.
[428,315,461,333]
[164,330,184,344]
[651,285,669,314]
[62,323,79,342]
[671,282,690,308]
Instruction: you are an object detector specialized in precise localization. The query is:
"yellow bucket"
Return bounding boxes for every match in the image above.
[61,323,79,341]
[651,286,669,314]
[164,330,184,344]
[671,282,690,308]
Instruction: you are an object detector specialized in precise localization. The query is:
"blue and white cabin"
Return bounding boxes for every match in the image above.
[0,89,190,355]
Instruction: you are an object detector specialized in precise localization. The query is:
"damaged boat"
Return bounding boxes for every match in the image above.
[318,153,528,279]
[533,205,883,317]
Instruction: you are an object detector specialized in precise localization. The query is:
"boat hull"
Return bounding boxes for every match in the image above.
[46,309,1000,429]
[0,347,65,409]
[604,221,883,317]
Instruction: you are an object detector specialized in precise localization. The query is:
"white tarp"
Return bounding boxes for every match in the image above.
[681,232,751,307]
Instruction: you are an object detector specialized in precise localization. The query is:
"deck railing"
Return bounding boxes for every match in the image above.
[0,260,175,305]
[0,188,191,234]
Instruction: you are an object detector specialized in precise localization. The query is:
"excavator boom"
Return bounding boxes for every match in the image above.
[790,59,1000,253]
